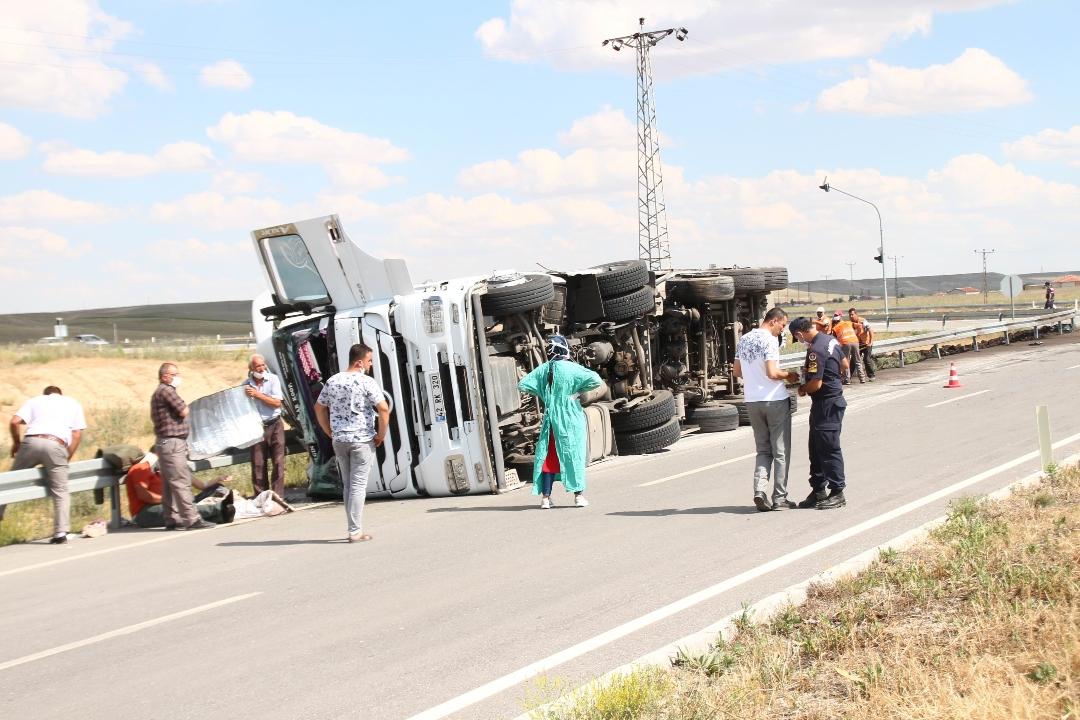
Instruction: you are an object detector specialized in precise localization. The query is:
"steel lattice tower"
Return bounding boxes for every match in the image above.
[603,18,687,272]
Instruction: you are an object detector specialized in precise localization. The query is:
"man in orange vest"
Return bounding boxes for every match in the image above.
[830,311,866,384]
[812,307,832,334]
[849,308,876,382]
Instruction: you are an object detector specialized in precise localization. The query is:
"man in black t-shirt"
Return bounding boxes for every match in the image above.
[789,317,849,510]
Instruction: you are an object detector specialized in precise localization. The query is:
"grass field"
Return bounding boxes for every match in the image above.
[774,286,1079,315]
[0,348,308,545]
[529,463,1080,719]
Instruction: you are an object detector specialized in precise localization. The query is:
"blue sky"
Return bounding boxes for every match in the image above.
[1,0,1077,312]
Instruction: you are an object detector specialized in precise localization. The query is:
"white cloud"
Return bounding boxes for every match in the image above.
[0,1,131,118]
[0,123,31,160]
[211,170,265,194]
[1003,125,1080,168]
[0,226,88,259]
[816,48,1031,115]
[0,190,115,223]
[207,110,409,191]
[42,141,215,177]
[199,60,253,90]
[476,1,1008,72]
[135,62,172,91]
[927,154,1080,208]
[150,192,296,231]
[558,106,637,149]
[147,237,249,260]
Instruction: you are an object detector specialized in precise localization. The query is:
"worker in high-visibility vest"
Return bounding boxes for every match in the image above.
[829,311,866,384]
[849,308,876,382]
[812,306,832,334]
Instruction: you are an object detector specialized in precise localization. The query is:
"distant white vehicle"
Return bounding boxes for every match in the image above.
[74,334,109,345]
[36,336,69,345]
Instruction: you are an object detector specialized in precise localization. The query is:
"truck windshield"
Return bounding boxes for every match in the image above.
[260,234,331,305]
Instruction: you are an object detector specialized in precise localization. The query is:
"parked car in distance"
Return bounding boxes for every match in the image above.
[74,334,110,345]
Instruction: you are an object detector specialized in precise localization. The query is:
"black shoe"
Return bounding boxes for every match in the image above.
[220,491,236,524]
[185,519,217,530]
[798,490,828,509]
[771,499,797,511]
[817,490,847,510]
[164,523,178,531]
[49,534,68,544]
[753,493,773,512]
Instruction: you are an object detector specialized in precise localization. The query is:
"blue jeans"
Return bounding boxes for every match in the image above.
[541,472,558,496]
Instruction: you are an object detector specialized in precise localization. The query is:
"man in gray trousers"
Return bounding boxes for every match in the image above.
[315,344,389,543]
[733,307,800,512]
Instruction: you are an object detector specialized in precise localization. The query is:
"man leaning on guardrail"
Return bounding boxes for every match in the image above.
[4,386,87,544]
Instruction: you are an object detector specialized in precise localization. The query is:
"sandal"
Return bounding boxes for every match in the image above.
[348,533,374,543]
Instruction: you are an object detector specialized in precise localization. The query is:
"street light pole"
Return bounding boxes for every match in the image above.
[819,178,889,321]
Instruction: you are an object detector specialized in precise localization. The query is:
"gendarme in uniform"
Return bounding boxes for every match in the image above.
[804,330,848,498]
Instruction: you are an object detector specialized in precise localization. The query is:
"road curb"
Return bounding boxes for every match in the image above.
[515,451,1080,720]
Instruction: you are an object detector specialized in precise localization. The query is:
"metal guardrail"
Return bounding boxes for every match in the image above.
[779,309,1077,370]
[0,441,306,530]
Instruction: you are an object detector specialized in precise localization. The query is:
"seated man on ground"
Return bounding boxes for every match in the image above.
[125,452,235,529]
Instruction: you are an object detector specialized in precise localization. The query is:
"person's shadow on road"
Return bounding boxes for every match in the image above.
[427,506,538,513]
[217,539,345,546]
[607,506,758,517]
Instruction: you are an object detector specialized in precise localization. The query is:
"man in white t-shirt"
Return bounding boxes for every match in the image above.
[733,308,800,512]
[5,386,87,543]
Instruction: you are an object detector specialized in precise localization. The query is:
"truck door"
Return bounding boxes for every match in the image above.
[251,215,414,312]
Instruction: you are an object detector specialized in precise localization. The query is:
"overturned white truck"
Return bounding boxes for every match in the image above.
[249,215,686,499]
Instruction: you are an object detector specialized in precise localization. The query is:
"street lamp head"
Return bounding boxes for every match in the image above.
[819,176,830,192]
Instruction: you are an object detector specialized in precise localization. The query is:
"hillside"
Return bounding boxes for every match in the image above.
[0,300,253,344]
[792,270,1079,299]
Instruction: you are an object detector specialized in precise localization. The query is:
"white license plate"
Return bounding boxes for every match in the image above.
[429,372,447,423]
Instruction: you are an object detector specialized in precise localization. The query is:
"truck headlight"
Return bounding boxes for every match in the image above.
[422,298,444,335]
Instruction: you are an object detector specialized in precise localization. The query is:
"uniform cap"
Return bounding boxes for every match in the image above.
[815,306,825,313]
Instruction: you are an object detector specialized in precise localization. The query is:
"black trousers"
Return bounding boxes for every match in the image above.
[808,400,846,492]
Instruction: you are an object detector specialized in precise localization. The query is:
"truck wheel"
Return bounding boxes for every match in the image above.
[615,416,681,454]
[723,398,751,426]
[692,403,739,432]
[590,260,649,298]
[761,266,789,292]
[481,273,556,316]
[602,285,656,321]
[721,268,766,294]
[668,272,736,303]
[612,390,676,432]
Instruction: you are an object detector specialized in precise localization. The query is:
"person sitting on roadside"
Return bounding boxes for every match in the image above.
[812,307,832,334]
[125,452,235,529]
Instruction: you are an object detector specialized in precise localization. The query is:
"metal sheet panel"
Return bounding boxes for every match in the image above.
[188,386,266,460]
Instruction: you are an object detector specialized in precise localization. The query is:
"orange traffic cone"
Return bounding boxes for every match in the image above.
[943,362,963,389]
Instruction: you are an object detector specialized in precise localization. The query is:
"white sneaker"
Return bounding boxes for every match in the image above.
[575,495,589,508]
[540,498,552,509]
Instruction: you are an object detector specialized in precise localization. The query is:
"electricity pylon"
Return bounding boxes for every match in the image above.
[603,18,687,272]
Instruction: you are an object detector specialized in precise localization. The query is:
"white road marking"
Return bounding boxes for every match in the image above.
[925,389,992,408]
[639,452,756,487]
[1068,364,1080,370]
[0,502,334,580]
[638,387,921,488]
[407,430,1080,720]
[0,593,260,672]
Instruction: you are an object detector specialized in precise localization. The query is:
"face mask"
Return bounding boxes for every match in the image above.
[170,376,182,389]
[251,371,266,380]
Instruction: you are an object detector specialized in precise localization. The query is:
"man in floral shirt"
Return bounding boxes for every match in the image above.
[315,344,389,543]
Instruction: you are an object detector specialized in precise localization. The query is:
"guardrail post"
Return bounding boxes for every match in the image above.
[898,350,905,368]
[933,343,941,359]
[1003,330,1010,345]
[941,314,948,329]
[998,312,1004,322]
[110,485,121,529]
[1036,405,1053,470]
[972,334,979,352]
[1058,321,1064,335]
[1034,325,1040,340]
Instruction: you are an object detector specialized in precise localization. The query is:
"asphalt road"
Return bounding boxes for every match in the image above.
[2,333,1079,720]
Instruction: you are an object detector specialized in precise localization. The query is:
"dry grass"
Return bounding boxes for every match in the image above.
[776,286,1080,314]
[538,464,1080,719]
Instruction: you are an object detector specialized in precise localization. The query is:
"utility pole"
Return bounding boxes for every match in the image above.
[889,256,903,304]
[603,18,688,272]
[823,274,831,303]
[844,261,856,300]
[975,248,996,304]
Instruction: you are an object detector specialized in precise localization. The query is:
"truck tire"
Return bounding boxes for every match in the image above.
[541,284,567,325]
[668,272,736,303]
[602,285,656,322]
[481,273,556,316]
[615,416,681,454]
[721,268,766,294]
[612,390,676,432]
[693,403,739,432]
[761,266,789,292]
[724,398,751,426]
[590,260,649,298]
